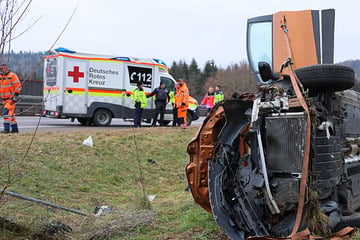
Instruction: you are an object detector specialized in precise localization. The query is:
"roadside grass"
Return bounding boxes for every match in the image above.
[1,126,357,239]
[0,127,226,239]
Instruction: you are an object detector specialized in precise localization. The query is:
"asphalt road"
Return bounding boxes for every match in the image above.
[13,116,206,133]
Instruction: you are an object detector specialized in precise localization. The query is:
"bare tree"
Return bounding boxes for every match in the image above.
[0,0,33,199]
[0,0,33,64]
[0,0,78,201]
[205,61,257,99]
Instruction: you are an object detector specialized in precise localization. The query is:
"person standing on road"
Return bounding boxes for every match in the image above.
[201,87,215,115]
[147,81,169,126]
[169,83,179,127]
[214,84,224,105]
[132,81,147,128]
[175,78,189,129]
[0,64,22,133]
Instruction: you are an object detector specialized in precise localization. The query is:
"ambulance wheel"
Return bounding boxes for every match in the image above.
[186,112,192,126]
[163,120,171,126]
[93,109,112,126]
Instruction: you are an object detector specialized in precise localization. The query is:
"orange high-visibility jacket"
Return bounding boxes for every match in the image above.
[0,71,22,100]
[175,83,189,108]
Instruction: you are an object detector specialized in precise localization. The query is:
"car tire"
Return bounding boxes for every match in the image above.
[186,112,192,126]
[93,109,112,126]
[294,64,355,94]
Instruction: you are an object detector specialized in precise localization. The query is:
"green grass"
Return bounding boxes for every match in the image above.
[0,127,226,239]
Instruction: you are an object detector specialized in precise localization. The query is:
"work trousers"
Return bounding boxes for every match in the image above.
[177,106,188,126]
[134,102,143,127]
[152,101,166,126]
[2,99,18,132]
[172,105,179,126]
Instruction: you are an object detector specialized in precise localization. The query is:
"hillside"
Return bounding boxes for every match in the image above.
[6,51,44,80]
[340,59,360,79]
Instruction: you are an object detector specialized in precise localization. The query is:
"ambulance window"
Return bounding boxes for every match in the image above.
[128,66,152,88]
[160,77,175,92]
[45,58,57,86]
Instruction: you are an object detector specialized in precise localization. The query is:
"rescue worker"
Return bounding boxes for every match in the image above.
[132,81,147,128]
[0,64,21,133]
[175,78,189,129]
[201,87,215,115]
[169,83,179,127]
[147,81,169,126]
[214,84,224,105]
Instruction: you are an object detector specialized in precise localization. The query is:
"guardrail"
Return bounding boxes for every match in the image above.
[15,95,43,116]
[14,96,209,117]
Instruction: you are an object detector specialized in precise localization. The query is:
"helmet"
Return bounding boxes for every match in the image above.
[0,64,8,74]
[0,64,8,69]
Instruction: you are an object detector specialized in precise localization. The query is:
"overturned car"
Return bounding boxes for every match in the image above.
[186,9,359,239]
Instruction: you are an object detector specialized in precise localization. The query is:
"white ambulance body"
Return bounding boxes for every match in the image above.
[43,48,199,126]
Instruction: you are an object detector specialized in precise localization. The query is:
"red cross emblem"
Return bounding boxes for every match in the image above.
[68,66,84,83]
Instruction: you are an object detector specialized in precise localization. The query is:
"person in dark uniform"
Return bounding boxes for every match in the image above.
[147,81,169,126]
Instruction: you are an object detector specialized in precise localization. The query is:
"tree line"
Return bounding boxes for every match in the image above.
[169,59,257,101]
[5,50,44,80]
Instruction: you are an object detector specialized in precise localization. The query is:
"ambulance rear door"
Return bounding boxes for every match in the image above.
[62,57,88,114]
[43,56,62,114]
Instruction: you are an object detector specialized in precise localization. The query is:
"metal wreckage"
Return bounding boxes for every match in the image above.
[186,9,360,239]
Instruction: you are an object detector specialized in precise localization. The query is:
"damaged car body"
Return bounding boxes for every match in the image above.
[186,9,360,239]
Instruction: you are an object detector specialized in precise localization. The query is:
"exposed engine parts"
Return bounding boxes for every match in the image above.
[187,63,360,239]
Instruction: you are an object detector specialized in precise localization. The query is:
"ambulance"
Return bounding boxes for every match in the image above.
[43,48,199,126]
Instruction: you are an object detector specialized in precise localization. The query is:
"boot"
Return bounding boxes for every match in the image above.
[2,123,10,134]
[11,123,19,133]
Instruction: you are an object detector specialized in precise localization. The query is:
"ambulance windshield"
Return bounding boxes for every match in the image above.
[160,77,175,92]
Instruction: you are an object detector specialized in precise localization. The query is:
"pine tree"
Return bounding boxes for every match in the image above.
[181,61,189,81]
[169,60,188,81]
[187,58,202,96]
[203,59,217,78]
[189,58,200,74]
[169,61,179,79]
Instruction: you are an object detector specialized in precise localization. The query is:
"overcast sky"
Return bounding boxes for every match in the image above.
[11,0,360,68]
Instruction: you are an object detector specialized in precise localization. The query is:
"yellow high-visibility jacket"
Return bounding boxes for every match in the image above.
[132,87,147,108]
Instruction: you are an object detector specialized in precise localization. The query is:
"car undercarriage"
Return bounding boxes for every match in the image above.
[186,9,360,239]
[186,63,360,239]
